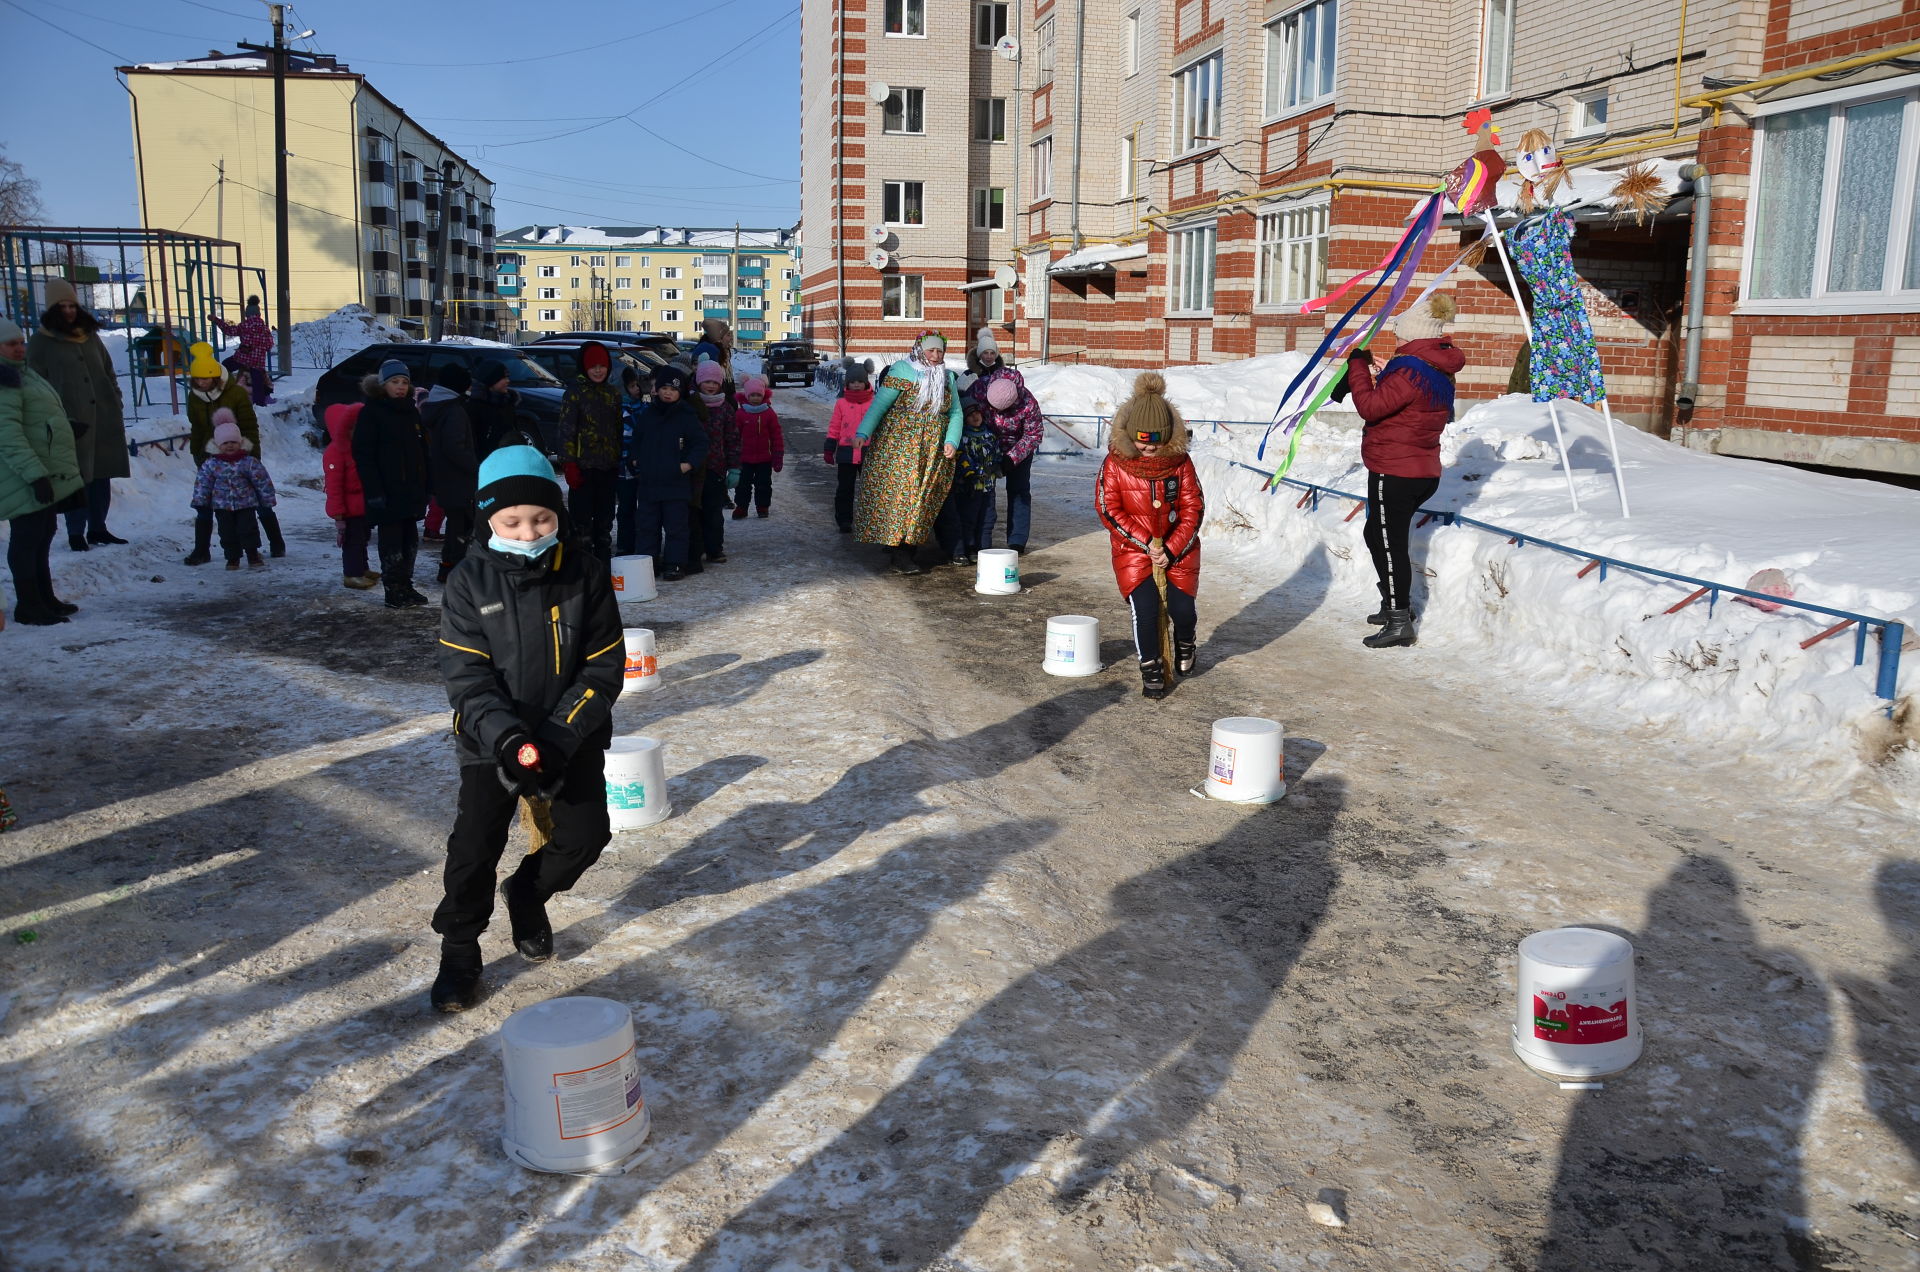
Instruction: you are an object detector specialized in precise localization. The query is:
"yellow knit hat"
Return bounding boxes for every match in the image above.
[187,341,223,379]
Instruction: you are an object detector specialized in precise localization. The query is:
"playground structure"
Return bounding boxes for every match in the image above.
[0,225,266,420]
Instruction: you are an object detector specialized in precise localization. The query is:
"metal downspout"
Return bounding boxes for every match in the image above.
[834,0,848,359]
[1677,164,1710,432]
[1069,0,1086,251]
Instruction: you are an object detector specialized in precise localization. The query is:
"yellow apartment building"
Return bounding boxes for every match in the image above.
[121,49,500,340]
[493,226,801,346]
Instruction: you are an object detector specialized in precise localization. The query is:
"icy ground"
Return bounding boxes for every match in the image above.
[2,374,1917,1270]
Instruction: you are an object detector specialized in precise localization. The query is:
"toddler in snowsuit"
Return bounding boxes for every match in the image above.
[633,365,710,582]
[1096,373,1204,700]
[732,374,784,519]
[614,367,650,556]
[823,359,873,533]
[191,412,277,570]
[939,405,1000,564]
[690,361,739,563]
[430,445,626,1012]
[184,341,284,563]
[323,402,377,590]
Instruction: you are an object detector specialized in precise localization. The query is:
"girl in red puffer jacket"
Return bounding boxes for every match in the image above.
[823,359,874,532]
[323,402,377,590]
[1096,372,1204,700]
[1345,292,1465,649]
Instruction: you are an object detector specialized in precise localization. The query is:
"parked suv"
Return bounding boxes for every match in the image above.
[532,330,680,361]
[310,343,564,449]
[763,339,820,387]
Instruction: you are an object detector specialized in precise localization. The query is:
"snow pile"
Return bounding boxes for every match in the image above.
[290,304,409,370]
[1023,355,1920,780]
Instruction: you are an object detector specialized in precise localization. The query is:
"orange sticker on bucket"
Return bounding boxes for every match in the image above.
[623,655,657,680]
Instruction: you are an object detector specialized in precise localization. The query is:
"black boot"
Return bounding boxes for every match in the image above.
[430,942,484,1013]
[1363,609,1418,648]
[183,549,212,566]
[383,580,412,609]
[1174,640,1197,677]
[87,529,128,545]
[67,533,90,553]
[501,870,554,963]
[42,583,78,617]
[12,593,67,625]
[888,546,925,575]
[1367,585,1392,626]
[1140,657,1169,700]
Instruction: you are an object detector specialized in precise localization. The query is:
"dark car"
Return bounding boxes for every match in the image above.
[763,340,820,387]
[520,341,669,389]
[533,330,680,361]
[310,343,564,450]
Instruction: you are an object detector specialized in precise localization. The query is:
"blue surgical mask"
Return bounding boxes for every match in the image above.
[489,530,559,559]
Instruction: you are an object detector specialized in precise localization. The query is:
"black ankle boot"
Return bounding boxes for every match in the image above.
[501,872,553,962]
[1363,609,1418,648]
[430,944,484,1013]
[1174,640,1197,677]
[1140,657,1169,700]
[889,546,925,575]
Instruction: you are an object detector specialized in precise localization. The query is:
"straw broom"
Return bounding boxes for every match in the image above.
[519,797,553,854]
[1150,536,1178,688]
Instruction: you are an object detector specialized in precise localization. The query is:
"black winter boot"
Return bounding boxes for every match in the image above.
[1363,609,1418,648]
[501,870,554,962]
[383,580,411,609]
[888,546,925,575]
[1366,584,1392,625]
[429,942,484,1013]
[1174,640,1198,678]
[1140,657,1169,700]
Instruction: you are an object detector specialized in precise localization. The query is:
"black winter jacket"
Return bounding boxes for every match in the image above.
[422,386,480,508]
[472,386,541,457]
[628,398,709,502]
[352,393,430,523]
[438,537,625,768]
[560,376,623,470]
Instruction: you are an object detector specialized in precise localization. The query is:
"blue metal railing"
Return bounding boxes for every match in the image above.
[1036,410,1905,706]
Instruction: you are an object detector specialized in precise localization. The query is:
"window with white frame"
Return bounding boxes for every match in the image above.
[973,97,1007,142]
[1125,11,1141,76]
[974,187,1006,230]
[616,299,635,311]
[569,255,581,266]
[1032,135,1054,198]
[614,255,631,267]
[882,274,925,319]
[662,267,681,279]
[738,296,764,311]
[884,87,926,135]
[518,319,530,331]
[884,180,926,225]
[570,278,580,288]
[537,264,557,277]
[1256,200,1329,306]
[539,308,559,321]
[538,287,559,300]
[616,320,633,331]
[640,299,651,311]
[1749,89,1920,302]
[1037,18,1055,81]
[738,319,768,334]
[968,284,1006,327]
[1168,223,1217,313]
[1175,52,1224,152]
[1119,133,1137,198]
[662,309,682,322]
[1480,0,1514,99]
[664,288,682,300]
[1265,0,1336,117]
[614,276,631,289]
[975,2,1008,47]
[885,0,924,36]
[589,255,606,266]
[1569,91,1608,136]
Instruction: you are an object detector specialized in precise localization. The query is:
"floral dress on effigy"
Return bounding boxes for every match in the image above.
[1508,207,1607,406]
[853,365,960,547]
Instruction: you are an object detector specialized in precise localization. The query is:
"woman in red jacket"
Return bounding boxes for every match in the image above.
[1346,293,1464,649]
[1096,373,1204,699]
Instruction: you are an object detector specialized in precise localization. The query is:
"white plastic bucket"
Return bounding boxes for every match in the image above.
[1043,615,1101,677]
[1203,717,1286,803]
[622,627,658,691]
[501,996,650,1175]
[974,548,1021,595]
[605,736,671,831]
[1512,927,1642,1079]
[610,555,656,603]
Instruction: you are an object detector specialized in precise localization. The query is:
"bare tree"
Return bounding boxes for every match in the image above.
[568,298,592,332]
[0,146,44,225]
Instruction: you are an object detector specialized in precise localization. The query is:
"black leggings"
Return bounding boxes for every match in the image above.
[1127,578,1196,661]
[1362,471,1439,611]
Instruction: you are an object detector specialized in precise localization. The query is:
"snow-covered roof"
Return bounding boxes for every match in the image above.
[496,224,796,249]
[1048,241,1149,276]
[132,51,352,74]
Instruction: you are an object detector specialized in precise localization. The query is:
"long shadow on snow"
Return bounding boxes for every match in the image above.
[1838,859,1920,1173]
[1536,854,1840,1272]
[686,776,1344,1271]
[1203,543,1332,665]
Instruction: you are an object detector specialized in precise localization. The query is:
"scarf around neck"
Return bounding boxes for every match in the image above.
[1110,452,1186,481]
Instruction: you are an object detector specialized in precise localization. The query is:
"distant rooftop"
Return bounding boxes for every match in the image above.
[496,225,797,249]
[131,49,352,73]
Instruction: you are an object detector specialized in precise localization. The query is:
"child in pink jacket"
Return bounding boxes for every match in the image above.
[823,359,873,533]
[732,373,785,519]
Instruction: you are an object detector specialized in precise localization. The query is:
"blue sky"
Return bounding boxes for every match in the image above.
[2,0,802,231]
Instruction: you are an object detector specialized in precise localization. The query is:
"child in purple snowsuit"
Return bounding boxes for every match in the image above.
[192,410,278,568]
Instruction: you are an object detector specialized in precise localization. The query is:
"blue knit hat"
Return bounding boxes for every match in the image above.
[476,445,563,518]
[378,358,409,383]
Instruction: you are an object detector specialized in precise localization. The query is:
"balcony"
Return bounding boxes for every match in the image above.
[406,298,425,317]
[405,278,426,301]
[737,265,765,278]
[703,306,733,320]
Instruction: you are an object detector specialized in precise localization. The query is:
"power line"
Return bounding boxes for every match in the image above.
[53,0,229,43]
[629,120,796,184]
[170,0,256,18]
[479,158,797,191]
[2,0,133,60]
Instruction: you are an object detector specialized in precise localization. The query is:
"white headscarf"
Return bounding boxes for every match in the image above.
[910,332,949,414]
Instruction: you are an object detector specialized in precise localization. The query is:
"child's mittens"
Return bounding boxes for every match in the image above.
[494,729,553,797]
[726,468,740,490]
[823,440,836,465]
[773,458,784,474]
[563,462,583,489]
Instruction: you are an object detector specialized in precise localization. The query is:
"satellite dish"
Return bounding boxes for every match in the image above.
[870,81,893,104]
[995,36,1019,61]
[869,248,894,271]
[869,225,892,244]
[993,264,1017,290]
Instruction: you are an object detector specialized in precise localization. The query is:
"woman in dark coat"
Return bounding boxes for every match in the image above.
[27,279,129,551]
[352,359,431,608]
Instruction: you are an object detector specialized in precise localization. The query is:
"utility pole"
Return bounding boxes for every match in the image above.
[431,159,457,341]
[215,158,225,240]
[731,222,740,341]
[238,7,292,377]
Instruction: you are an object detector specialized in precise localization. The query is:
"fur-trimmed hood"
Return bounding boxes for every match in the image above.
[1107,372,1189,458]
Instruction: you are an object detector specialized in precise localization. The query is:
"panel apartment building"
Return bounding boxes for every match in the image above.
[122,50,501,339]
[493,226,801,345]
[804,0,1920,475]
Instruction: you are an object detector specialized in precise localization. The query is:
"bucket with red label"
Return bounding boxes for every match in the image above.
[1512,926,1642,1079]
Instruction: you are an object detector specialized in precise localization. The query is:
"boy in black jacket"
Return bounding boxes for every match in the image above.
[626,364,709,581]
[431,445,625,1012]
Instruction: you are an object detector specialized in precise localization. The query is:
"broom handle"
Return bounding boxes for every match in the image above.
[1150,536,1176,681]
